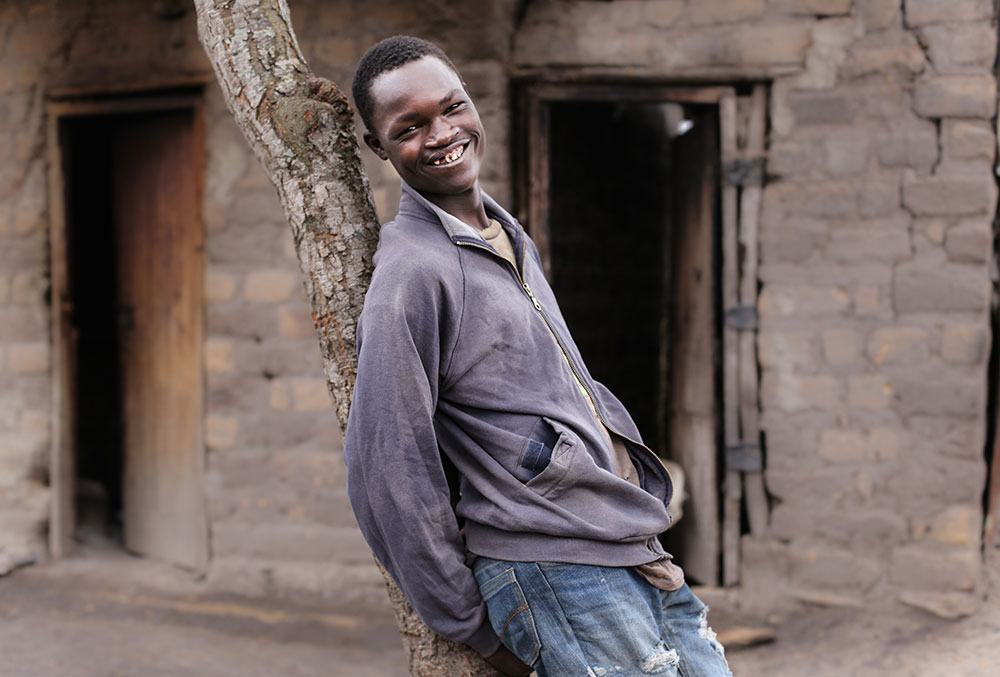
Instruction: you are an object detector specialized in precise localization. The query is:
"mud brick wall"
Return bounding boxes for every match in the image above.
[0,0,516,602]
[515,0,997,617]
[756,0,996,618]
[204,0,520,602]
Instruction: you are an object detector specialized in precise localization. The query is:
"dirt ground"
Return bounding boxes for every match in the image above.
[724,597,1000,676]
[1,544,998,676]
[0,543,408,677]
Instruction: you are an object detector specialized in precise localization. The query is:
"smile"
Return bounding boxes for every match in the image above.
[431,143,467,166]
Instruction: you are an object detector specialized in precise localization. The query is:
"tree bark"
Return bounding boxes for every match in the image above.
[193,2,501,675]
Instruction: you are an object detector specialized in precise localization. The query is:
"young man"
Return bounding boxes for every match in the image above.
[345,36,732,677]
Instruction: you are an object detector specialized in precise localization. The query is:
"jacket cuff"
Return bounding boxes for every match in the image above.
[465,617,502,657]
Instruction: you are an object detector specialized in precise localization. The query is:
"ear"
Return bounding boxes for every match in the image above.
[363,131,389,161]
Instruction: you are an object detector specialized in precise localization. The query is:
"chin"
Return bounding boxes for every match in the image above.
[420,171,480,196]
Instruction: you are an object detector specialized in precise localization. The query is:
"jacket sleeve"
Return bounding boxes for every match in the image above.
[343,272,501,657]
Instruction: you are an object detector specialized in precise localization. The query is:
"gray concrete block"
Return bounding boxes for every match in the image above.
[902,175,996,216]
[913,75,997,119]
[788,93,858,125]
[919,23,997,74]
[944,220,991,263]
[876,124,938,169]
[904,0,993,26]
[886,366,983,418]
[892,260,989,313]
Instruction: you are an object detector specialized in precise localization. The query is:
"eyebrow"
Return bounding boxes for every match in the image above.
[439,89,463,105]
[390,89,464,126]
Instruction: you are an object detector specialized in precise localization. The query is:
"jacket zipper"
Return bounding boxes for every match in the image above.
[454,237,668,482]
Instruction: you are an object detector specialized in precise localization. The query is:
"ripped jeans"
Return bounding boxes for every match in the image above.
[473,558,732,677]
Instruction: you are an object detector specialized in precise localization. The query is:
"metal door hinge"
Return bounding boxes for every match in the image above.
[724,156,765,187]
[725,305,758,331]
[726,442,762,473]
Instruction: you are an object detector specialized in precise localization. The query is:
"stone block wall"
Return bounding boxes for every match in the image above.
[515,0,997,616]
[199,87,377,598]
[0,0,517,602]
[0,0,85,575]
[755,0,996,617]
[203,0,520,601]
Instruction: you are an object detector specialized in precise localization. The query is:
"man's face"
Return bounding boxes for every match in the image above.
[364,56,486,199]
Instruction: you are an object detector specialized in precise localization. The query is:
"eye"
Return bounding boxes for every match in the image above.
[395,125,418,140]
[446,101,464,113]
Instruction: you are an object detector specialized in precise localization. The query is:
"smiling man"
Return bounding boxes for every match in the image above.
[344,36,732,677]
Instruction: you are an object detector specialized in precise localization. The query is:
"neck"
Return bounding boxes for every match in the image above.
[424,183,489,230]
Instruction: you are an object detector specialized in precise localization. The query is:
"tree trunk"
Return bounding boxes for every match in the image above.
[193,2,501,675]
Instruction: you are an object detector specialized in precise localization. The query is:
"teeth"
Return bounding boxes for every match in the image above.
[434,145,465,166]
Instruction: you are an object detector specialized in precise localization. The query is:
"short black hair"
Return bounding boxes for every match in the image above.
[352,35,461,134]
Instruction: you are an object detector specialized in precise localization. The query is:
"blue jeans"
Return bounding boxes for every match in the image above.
[473,558,732,677]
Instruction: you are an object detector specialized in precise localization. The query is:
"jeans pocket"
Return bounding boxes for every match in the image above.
[476,567,542,666]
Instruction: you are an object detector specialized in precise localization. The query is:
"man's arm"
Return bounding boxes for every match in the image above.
[344,276,501,657]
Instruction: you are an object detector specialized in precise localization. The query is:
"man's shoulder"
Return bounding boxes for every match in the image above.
[376,213,457,268]
[366,213,462,308]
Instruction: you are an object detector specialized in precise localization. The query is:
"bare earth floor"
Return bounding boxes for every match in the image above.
[0,547,409,677]
[725,600,1000,677]
[1,548,998,676]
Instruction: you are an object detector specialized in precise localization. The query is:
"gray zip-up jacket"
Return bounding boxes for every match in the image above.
[344,182,674,656]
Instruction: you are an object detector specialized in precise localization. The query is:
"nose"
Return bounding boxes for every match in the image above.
[425,117,458,148]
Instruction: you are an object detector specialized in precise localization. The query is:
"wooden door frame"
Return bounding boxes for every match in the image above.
[513,80,768,585]
[513,82,735,278]
[46,86,207,559]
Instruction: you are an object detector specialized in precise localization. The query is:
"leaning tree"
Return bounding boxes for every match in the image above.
[193,1,501,674]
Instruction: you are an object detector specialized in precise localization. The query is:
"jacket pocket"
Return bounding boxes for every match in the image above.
[524,417,576,498]
[513,416,561,482]
[475,567,541,667]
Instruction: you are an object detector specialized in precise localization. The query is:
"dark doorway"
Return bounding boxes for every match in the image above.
[548,101,684,452]
[54,102,208,570]
[63,115,125,545]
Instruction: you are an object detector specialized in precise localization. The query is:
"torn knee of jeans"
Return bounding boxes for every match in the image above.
[639,640,680,674]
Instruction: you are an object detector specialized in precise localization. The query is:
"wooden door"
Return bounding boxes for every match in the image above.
[669,106,721,585]
[112,109,207,571]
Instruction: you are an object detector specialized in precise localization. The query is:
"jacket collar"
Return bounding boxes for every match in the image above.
[398,180,521,244]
